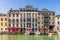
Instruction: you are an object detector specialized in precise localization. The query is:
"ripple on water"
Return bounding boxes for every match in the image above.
[0,35,58,40]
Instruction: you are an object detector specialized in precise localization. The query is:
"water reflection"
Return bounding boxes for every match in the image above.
[0,35,8,40]
[0,34,59,40]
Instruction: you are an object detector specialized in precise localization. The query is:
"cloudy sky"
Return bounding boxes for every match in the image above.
[0,0,60,15]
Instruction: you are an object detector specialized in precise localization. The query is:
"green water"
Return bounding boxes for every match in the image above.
[0,35,58,40]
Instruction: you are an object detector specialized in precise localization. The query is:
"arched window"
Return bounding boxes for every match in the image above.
[1,18,3,21]
[12,19,15,23]
[13,14,15,17]
[16,19,19,23]
[16,14,18,17]
[9,24,11,27]
[20,18,22,22]
[8,19,11,23]
[16,24,18,27]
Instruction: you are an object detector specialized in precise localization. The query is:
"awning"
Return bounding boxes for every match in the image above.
[25,28,44,30]
[8,28,20,31]
[25,28,43,30]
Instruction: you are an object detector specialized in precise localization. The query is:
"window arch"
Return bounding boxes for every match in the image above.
[12,19,15,23]
[8,19,11,23]
[16,19,19,23]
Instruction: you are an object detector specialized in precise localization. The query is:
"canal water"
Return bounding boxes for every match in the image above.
[0,34,59,40]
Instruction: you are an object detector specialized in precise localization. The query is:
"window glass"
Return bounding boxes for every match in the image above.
[12,19,15,23]
[17,24,18,27]
[42,12,48,16]
[16,14,18,17]
[20,18,22,22]
[9,24,11,27]
[16,19,19,23]
[8,19,11,23]
[21,24,22,28]
[5,23,7,26]
[5,18,7,21]
[1,23,3,26]
[1,18,3,21]
[13,24,14,27]
[57,21,60,25]
[13,14,15,17]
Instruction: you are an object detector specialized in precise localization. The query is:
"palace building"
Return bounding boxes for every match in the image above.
[7,5,55,33]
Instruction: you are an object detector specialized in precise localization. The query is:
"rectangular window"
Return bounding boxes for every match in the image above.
[27,18,31,22]
[16,14,18,17]
[13,24,14,27]
[20,18,22,23]
[32,18,34,22]
[44,17,49,23]
[32,24,34,28]
[58,21,60,25]
[35,24,37,27]
[24,14,25,17]
[38,13,40,15]
[8,19,11,23]
[17,24,18,27]
[24,24,25,27]
[23,18,25,22]
[35,13,37,17]
[35,18,37,22]
[21,24,22,28]
[1,18,3,21]
[16,19,19,23]
[20,14,22,17]
[42,12,48,16]
[9,24,11,27]
[5,23,7,26]
[13,14,15,17]
[1,23,3,26]
[5,18,7,21]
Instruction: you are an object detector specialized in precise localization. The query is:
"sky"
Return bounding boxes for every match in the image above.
[0,0,60,15]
